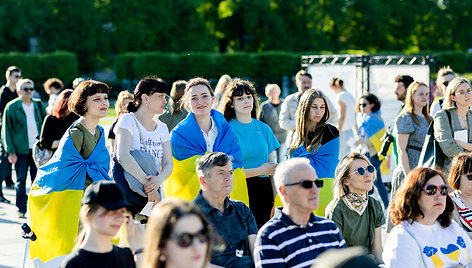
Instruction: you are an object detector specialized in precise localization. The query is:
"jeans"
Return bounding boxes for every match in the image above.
[15,151,37,213]
[366,153,389,208]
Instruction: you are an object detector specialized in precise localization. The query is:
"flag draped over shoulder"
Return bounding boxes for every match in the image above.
[359,111,391,159]
[28,126,111,262]
[163,110,249,205]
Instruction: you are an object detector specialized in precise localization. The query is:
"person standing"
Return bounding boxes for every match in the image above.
[430,66,455,117]
[2,78,46,218]
[158,80,188,131]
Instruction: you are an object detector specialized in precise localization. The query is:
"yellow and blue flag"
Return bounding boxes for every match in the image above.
[163,110,249,205]
[28,126,111,262]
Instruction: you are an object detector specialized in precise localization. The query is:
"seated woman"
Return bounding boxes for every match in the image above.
[448,153,472,238]
[325,152,384,264]
[383,167,472,267]
[288,89,339,216]
[163,77,248,205]
[158,80,188,131]
[29,80,112,262]
[142,199,215,268]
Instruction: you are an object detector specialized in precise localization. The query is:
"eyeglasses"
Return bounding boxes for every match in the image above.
[359,103,369,107]
[424,184,448,196]
[285,180,323,189]
[454,88,472,96]
[170,228,209,248]
[22,87,34,92]
[348,165,375,176]
[464,174,472,181]
[442,81,450,88]
[13,75,22,79]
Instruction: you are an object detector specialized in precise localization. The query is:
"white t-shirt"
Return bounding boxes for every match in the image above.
[115,113,170,171]
[22,102,38,149]
[336,91,356,131]
[383,220,472,267]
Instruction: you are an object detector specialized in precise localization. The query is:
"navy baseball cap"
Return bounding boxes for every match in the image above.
[82,181,131,210]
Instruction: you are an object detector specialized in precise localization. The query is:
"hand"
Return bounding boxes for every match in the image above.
[147,190,160,204]
[143,176,159,194]
[261,162,278,176]
[125,216,145,252]
[8,153,17,164]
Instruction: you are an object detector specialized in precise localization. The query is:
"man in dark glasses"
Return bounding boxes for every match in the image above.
[2,78,46,218]
[194,152,257,268]
[254,158,346,268]
[0,66,22,199]
[430,66,455,117]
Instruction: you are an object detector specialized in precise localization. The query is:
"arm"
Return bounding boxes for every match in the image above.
[244,162,277,177]
[396,133,411,176]
[337,99,346,132]
[434,111,464,157]
[2,106,16,163]
[39,116,60,150]
[126,217,145,268]
[278,98,296,131]
[454,139,472,151]
[144,140,173,193]
[248,234,257,259]
[116,128,148,185]
[372,227,383,264]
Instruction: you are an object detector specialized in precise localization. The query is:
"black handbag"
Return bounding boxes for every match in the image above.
[418,110,452,170]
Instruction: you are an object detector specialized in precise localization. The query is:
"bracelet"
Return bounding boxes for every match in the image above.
[133,248,144,255]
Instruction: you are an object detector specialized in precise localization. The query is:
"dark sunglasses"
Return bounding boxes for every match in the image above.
[285,180,323,189]
[349,165,375,176]
[170,228,209,248]
[424,184,449,196]
[22,87,34,92]
[14,75,22,79]
[466,174,472,181]
[359,103,369,107]
[442,80,450,87]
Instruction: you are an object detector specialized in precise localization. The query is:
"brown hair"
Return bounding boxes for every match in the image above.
[295,70,312,81]
[400,81,431,126]
[115,90,134,116]
[75,203,103,248]
[288,89,330,155]
[448,153,472,190]
[127,77,169,113]
[329,77,343,89]
[52,89,73,120]
[334,152,376,198]
[142,199,214,268]
[183,77,214,109]
[43,78,64,94]
[219,78,259,121]
[389,168,454,228]
[169,80,187,114]
[68,80,110,116]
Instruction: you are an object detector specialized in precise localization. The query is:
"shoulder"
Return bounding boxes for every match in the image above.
[5,98,20,109]
[325,124,340,137]
[230,198,251,212]
[254,119,272,131]
[325,198,343,216]
[257,217,284,239]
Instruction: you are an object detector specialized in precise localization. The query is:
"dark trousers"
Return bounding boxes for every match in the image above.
[367,153,389,208]
[15,151,37,213]
[0,146,13,198]
[246,176,275,229]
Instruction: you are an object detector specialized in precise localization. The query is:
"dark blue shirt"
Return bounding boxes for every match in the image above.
[194,190,258,268]
[254,207,346,268]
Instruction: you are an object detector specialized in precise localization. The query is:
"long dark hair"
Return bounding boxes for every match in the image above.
[126,77,169,113]
[219,78,259,122]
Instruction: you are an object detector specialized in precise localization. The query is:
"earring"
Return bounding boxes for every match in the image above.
[159,255,166,262]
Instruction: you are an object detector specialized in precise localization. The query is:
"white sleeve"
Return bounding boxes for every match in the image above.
[382,227,423,268]
[430,101,441,117]
[115,113,135,135]
[156,120,171,142]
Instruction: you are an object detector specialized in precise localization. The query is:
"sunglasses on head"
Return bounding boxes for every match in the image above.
[424,184,449,196]
[170,228,209,248]
[285,180,323,189]
[349,165,375,176]
[22,87,34,92]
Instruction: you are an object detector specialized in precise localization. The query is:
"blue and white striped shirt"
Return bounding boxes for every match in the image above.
[254,207,346,268]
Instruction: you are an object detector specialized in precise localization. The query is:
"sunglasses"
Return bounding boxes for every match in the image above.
[442,81,450,87]
[349,165,375,176]
[285,180,323,189]
[466,174,472,181]
[14,75,22,79]
[359,103,369,107]
[22,87,34,92]
[170,228,209,248]
[424,184,449,196]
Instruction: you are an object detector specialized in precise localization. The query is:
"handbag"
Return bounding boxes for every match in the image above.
[32,141,53,167]
[418,110,452,170]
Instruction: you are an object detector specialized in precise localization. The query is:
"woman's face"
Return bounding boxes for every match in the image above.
[164,215,208,268]
[459,170,472,195]
[89,207,126,238]
[85,93,109,119]
[188,85,214,118]
[344,159,374,195]
[417,175,447,221]
[451,82,472,108]
[359,98,373,115]
[147,92,167,115]
[233,92,254,116]
[119,98,132,116]
[412,85,430,109]
[309,98,326,125]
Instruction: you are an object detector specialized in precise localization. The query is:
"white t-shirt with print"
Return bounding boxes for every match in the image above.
[115,113,170,171]
[383,220,472,267]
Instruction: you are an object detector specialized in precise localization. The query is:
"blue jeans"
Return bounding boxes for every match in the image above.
[15,151,37,213]
[367,153,389,208]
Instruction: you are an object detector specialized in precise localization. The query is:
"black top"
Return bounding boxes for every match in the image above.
[60,245,136,268]
[39,113,79,151]
[0,85,18,129]
[108,118,119,140]
[307,124,339,146]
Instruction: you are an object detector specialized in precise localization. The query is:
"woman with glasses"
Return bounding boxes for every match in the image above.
[448,153,472,238]
[142,199,214,268]
[288,89,339,216]
[355,93,389,208]
[325,152,384,264]
[383,167,472,267]
[430,66,455,117]
[434,77,472,173]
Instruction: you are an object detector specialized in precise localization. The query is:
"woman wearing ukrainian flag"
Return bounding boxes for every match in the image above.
[288,89,339,216]
[163,77,248,205]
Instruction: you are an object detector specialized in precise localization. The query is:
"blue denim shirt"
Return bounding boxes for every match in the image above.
[194,190,258,268]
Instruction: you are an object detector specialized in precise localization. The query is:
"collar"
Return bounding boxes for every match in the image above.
[201,116,218,135]
[194,190,232,215]
[273,207,316,228]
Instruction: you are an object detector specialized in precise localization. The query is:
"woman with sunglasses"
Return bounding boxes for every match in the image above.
[326,152,384,264]
[383,167,472,267]
[355,93,389,208]
[434,77,472,173]
[288,89,339,216]
[430,66,455,117]
[142,199,214,268]
[448,153,472,238]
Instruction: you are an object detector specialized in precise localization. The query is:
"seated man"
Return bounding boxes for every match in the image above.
[254,158,346,268]
[194,152,257,268]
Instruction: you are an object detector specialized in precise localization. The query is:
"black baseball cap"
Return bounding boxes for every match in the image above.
[82,181,131,210]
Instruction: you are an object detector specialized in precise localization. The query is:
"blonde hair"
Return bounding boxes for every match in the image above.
[265,84,281,97]
[443,77,471,110]
[400,81,431,126]
[16,78,34,91]
[115,90,134,116]
[215,74,232,95]
[333,152,376,198]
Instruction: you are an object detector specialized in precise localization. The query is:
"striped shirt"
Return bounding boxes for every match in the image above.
[254,207,346,268]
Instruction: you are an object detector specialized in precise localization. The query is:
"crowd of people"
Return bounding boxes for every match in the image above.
[2,64,472,267]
